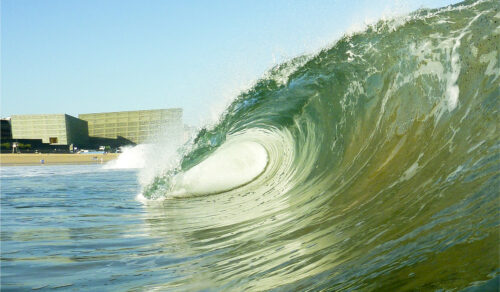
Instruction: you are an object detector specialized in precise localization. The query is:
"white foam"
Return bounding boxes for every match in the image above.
[105,132,188,189]
[170,141,268,196]
[446,12,484,112]
[104,145,149,169]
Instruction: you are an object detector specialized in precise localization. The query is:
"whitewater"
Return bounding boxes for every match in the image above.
[2,0,499,290]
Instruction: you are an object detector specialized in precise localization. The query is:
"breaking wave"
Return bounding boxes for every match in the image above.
[139,1,499,290]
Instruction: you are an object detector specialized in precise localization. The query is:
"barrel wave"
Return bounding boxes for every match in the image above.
[141,1,499,290]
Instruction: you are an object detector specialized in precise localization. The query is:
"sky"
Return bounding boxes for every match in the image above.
[1,0,461,126]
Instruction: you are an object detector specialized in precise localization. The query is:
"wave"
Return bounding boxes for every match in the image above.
[139,0,499,290]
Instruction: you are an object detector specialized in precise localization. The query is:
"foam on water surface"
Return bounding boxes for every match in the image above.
[170,141,268,196]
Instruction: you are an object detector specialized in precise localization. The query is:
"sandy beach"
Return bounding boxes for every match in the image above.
[0,153,119,166]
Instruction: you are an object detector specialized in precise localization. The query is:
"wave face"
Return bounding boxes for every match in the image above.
[142,1,499,290]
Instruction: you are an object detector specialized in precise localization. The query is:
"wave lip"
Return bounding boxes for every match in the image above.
[171,140,268,196]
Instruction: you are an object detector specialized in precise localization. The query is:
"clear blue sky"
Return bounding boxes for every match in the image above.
[1,0,461,126]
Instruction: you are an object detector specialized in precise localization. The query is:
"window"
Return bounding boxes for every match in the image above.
[49,137,58,144]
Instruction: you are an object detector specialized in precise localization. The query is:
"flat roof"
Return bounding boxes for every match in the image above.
[79,108,182,116]
[10,113,76,118]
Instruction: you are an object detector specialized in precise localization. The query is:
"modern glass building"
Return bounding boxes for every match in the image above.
[10,114,89,146]
[79,109,183,145]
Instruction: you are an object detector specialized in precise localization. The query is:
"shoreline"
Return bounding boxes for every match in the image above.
[0,153,119,166]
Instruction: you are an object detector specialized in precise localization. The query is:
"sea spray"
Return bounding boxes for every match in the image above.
[103,145,150,169]
[105,123,196,193]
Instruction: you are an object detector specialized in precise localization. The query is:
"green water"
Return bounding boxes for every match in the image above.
[143,0,500,290]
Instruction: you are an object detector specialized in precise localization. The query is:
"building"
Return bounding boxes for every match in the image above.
[79,109,183,145]
[5,108,184,151]
[10,114,89,146]
[1,118,12,141]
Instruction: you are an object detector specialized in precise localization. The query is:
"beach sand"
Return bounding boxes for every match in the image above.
[0,153,119,166]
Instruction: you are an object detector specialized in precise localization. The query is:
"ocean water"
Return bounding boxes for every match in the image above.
[1,165,150,290]
[2,0,500,290]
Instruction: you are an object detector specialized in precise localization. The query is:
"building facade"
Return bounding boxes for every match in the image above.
[1,118,12,141]
[10,114,89,146]
[79,109,183,145]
